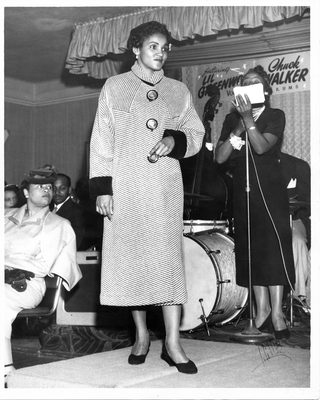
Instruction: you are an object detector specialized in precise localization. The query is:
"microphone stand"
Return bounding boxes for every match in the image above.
[230,129,273,344]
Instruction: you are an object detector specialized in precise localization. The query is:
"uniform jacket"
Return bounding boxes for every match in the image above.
[5,205,82,291]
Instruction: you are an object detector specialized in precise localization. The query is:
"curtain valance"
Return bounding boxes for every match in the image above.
[65,6,309,79]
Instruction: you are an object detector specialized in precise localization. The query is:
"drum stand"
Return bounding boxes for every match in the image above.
[230,131,273,344]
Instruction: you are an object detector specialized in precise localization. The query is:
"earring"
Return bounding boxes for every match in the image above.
[136,54,139,59]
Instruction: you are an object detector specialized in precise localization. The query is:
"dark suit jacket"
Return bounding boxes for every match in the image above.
[55,197,86,250]
[279,152,311,247]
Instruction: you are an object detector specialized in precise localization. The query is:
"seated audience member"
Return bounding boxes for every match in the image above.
[4,168,82,382]
[279,152,311,305]
[52,173,86,250]
[74,176,103,250]
[4,184,20,208]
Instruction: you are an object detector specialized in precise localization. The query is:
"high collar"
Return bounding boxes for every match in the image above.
[131,61,164,86]
[7,204,49,226]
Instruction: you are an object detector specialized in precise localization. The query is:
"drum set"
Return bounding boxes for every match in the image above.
[180,193,248,335]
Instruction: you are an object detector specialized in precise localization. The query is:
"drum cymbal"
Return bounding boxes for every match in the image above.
[184,192,214,201]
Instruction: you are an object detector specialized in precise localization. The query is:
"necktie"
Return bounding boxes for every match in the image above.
[52,205,58,214]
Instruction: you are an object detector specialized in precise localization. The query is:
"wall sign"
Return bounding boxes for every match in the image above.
[195,51,310,114]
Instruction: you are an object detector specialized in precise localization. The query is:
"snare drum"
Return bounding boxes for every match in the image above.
[180,230,248,332]
[183,220,229,234]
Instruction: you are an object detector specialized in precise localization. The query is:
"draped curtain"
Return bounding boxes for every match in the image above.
[65,6,309,80]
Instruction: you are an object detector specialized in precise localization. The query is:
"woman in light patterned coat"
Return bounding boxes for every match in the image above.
[89,21,204,374]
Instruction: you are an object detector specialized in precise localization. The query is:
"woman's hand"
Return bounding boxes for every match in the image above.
[232,94,255,129]
[96,194,113,220]
[234,94,253,120]
[149,136,175,159]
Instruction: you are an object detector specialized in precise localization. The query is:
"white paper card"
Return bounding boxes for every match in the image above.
[233,83,265,105]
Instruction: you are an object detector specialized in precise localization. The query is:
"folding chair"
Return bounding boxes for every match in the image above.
[16,274,62,326]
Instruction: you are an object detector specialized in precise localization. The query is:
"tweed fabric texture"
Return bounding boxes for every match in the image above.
[90,62,205,306]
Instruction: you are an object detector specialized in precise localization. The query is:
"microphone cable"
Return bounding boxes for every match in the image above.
[247,139,310,313]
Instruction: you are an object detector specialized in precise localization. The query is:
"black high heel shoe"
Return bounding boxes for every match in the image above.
[274,328,290,340]
[256,312,273,333]
[274,318,290,340]
[128,343,150,365]
[161,344,198,374]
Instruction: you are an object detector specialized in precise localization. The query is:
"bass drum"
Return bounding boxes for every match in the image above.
[183,220,229,235]
[180,230,248,332]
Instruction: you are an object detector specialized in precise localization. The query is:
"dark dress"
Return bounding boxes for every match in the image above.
[218,105,295,288]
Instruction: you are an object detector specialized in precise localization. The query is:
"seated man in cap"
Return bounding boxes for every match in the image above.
[52,173,86,250]
[4,167,82,382]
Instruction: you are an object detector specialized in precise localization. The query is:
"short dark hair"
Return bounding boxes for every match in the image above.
[5,184,20,194]
[20,180,30,191]
[56,173,71,188]
[127,21,171,51]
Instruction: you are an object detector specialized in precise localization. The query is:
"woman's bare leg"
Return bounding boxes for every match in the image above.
[253,285,271,328]
[162,304,188,364]
[269,285,287,330]
[130,307,150,355]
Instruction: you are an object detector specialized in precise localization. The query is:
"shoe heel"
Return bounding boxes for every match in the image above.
[257,312,272,332]
[274,328,290,340]
[161,345,175,367]
[267,323,274,334]
[161,343,198,374]
[274,317,290,340]
[128,343,150,365]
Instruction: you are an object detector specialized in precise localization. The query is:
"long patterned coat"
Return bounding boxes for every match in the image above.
[90,62,204,307]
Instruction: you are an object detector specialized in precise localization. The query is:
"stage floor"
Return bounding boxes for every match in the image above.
[11,306,311,371]
[7,337,313,393]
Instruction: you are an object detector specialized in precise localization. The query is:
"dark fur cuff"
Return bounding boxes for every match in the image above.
[89,176,113,198]
[163,129,187,159]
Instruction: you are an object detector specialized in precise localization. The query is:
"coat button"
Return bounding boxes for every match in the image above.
[146,90,158,101]
[146,119,158,131]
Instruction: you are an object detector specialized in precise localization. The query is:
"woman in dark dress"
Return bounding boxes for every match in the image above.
[215,66,295,339]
